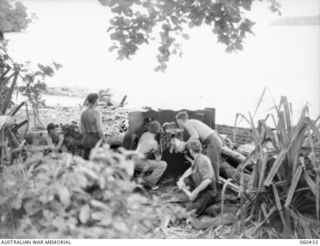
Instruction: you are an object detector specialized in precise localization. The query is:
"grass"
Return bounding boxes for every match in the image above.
[232,89,320,238]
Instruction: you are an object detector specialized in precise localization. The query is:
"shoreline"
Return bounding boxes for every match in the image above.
[44,92,84,98]
[45,86,91,99]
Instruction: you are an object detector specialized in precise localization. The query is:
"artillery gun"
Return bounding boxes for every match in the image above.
[121,108,216,178]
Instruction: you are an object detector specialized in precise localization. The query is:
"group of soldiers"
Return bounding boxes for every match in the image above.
[27,92,223,217]
[133,112,222,216]
[79,93,223,216]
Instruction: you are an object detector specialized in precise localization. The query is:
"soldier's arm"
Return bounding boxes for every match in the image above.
[153,142,162,161]
[192,179,211,198]
[56,134,64,150]
[44,134,55,149]
[192,160,214,198]
[177,167,192,190]
[95,112,106,141]
[80,116,85,134]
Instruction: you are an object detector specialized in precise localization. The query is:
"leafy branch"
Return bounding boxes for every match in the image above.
[99,0,281,72]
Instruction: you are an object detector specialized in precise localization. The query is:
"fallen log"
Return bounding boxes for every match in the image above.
[237,143,255,156]
[220,160,250,187]
[221,146,246,167]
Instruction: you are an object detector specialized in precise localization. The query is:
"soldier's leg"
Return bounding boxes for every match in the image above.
[186,189,216,216]
[143,160,167,187]
[205,134,222,184]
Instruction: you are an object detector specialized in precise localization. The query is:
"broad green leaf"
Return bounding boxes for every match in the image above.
[76,173,88,188]
[99,216,113,226]
[79,204,90,224]
[57,185,71,206]
[91,211,105,220]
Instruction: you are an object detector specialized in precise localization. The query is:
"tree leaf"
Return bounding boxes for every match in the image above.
[241,0,252,11]
[181,33,190,40]
[99,216,113,226]
[57,185,71,206]
[79,204,90,224]
[91,211,105,220]
[170,16,179,25]
[108,45,118,52]
[76,173,88,188]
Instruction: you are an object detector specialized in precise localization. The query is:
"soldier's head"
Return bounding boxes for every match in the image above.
[86,93,99,107]
[148,121,162,135]
[175,111,189,128]
[47,123,59,136]
[187,138,202,157]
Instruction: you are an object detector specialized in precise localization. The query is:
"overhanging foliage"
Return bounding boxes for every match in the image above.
[99,0,281,71]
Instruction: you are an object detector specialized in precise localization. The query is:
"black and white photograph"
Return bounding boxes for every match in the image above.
[0,0,319,241]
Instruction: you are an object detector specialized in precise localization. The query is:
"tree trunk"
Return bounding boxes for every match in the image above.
[33,108,37,129]
[32,105,44,129]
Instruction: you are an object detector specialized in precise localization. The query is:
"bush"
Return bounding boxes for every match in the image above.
[0,145,172,238]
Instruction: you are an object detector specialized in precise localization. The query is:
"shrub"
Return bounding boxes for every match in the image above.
[0,145,170,238]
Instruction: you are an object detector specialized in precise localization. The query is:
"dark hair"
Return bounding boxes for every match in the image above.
[175,111,189,121]
[86,93,99,104]
[148,121,162,134]
[47,123,58,132]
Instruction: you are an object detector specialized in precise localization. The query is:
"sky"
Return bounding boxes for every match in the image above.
[6,0,320,125]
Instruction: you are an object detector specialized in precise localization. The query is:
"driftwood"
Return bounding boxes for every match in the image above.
[220,160,250,187]
[221,146,246,167]
[119,95,127,107]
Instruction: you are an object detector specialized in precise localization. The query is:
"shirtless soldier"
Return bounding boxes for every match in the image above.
[80,93,106,159]
[175,111,222,184]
